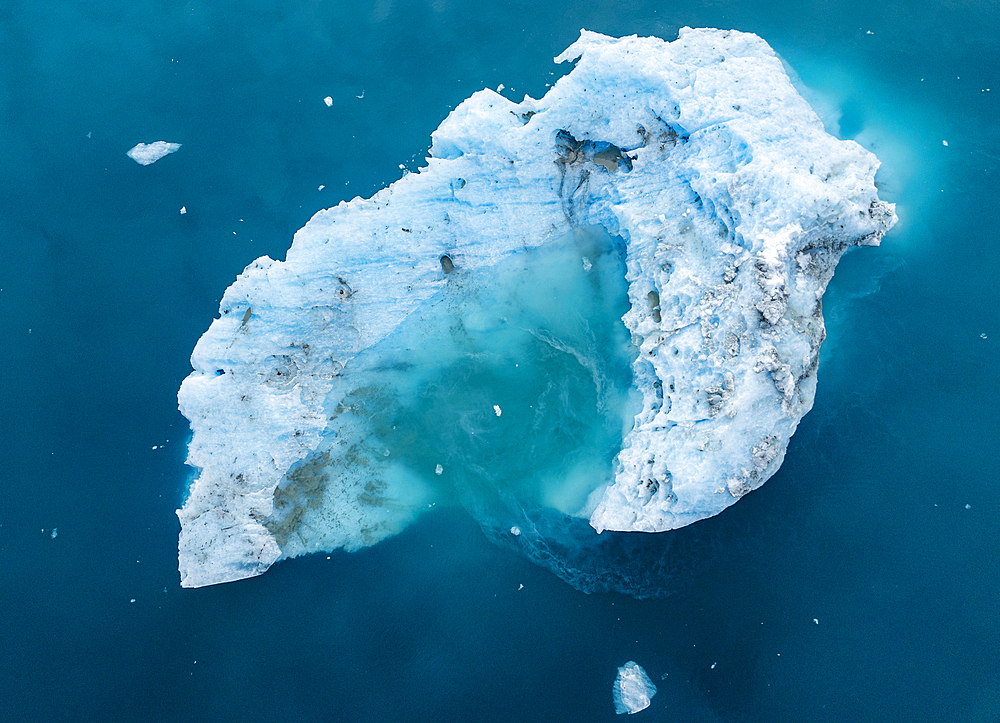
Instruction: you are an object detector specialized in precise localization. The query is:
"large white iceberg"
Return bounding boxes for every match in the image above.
[613,661,657,714]
[176,28,895,588]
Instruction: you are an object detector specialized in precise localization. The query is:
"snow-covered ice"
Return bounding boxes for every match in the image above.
[127,141,181,165]
[613,661,657,714]
[176,28,895,587]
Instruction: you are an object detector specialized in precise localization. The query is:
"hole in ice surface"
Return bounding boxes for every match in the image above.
[265,226,643,562]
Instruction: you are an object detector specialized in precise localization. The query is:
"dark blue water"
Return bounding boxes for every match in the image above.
[2,1,998,720]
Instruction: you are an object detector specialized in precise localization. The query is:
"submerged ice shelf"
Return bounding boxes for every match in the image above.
[177,28,895,588]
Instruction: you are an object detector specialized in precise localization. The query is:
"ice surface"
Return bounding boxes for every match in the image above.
[177,28,895,588]
[613,661,657,714]
[127,141,181,165]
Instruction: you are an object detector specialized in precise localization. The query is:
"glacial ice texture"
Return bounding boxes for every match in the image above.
[613,661,657,714]
[127,141,181,165]
[177,27,896,588]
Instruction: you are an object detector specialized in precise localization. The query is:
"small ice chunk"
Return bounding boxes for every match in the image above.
[50,528,58,539]
[497,83,505,92]
[127,141,181,165]
[435,464,444,475]
[980,333,987,339]
[613,661,657,714]
[493,404,502,417]
[814,618,819,624]
[324,96,333,107]
[582,256,592,271]
[518,583,523,590]
[318,185,325,191]
[510,526,521,536]
[942,140,949,146]
[180,206,187,214]
[966,503,971,509]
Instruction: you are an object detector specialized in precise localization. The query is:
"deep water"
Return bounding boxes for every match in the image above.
[2,1,999,721]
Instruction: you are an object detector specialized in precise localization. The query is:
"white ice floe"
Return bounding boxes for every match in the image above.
[127,141,181,165]
[324,96,333,107]
[176,28,895,587]
[613,661,657,714]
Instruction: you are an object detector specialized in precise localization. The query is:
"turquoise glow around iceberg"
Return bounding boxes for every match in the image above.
[268,226,640,557]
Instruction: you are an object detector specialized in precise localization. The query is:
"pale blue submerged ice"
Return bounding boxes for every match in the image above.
[177,28,895,588]
[613,661,657,714]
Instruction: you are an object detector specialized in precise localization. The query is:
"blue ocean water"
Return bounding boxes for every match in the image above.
[1,0,998,720]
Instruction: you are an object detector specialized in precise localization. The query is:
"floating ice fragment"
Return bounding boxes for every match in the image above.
[493,405,502,417]
[814,618,819,624]
[127,141,181,165]
[582,256,592,271]
[435,464,444,475]
[180,206,187,214]
[497,83,505,92]
[613,661,657,714]
[711,662,716,669]
[510,526,521,536]
[50,528,57,539]
[324,96,333,107]
[518,583,523,590]
[980,333,987,339]
[966,503,971,509]
[318,185,325,191]
[942,140,949,146]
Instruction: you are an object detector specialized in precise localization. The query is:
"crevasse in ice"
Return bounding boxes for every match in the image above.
[177,28,895,588]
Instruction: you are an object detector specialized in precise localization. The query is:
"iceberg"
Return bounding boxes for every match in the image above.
[127,141,181,165]
[613,661,657,714]
[176,28,895,588]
